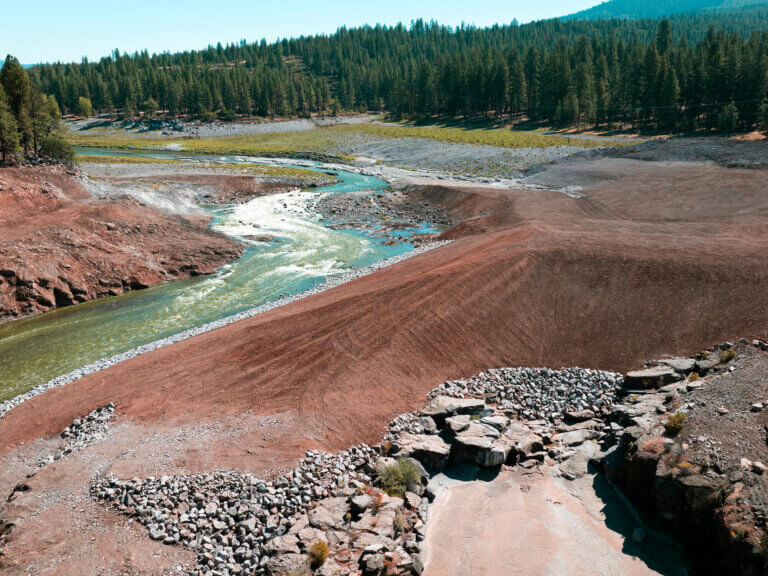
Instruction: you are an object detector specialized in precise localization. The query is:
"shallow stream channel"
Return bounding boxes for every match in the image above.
[0,150,440,402]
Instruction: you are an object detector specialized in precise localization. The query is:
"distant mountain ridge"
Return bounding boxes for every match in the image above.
[568,0,768,19]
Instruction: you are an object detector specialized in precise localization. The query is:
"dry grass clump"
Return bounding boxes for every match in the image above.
[720,347,737,363]
[308,540,329,570]
[664,412,687,434]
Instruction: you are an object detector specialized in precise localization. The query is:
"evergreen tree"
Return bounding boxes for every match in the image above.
[0,85,20,162]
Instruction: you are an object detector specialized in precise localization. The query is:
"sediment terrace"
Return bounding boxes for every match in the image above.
[1,140,767,574]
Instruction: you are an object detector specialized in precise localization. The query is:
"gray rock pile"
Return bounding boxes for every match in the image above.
[92,445,393,575]
[39,403,115,467]
[427,367,622,424]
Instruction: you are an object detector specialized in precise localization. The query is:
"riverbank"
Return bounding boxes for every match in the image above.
[0,164,244,323]
[66,117,632,181]
[0,241,449,420]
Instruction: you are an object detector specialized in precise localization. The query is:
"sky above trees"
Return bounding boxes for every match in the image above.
[2,0,601,63]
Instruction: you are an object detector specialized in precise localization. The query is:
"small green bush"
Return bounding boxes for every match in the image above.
[308,540,328,570]
[665,412,687,434]
[379,458,421,496]
[217,108,237,122]
[720,348,736,363]
[39,136,74,162]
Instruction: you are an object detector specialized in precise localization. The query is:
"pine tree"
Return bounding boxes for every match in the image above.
[0,85,20,163]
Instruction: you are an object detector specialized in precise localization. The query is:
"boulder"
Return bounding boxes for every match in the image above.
[263,533,300,555]
[658,358,696,374]
[265,553,310,576]
[351,494,372,515]
[554,428,600,447]
[694,356,720,375]
[420,396,485,421]
[445,414,471,434]
[625,366,681,389]
[499,422,544,462]
[480,415,509,430]
[394,433,451,472]
[308,497,349,530]
[564,409,596,423]
[360,553,386,575]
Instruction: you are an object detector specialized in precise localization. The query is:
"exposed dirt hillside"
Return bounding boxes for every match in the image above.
[1,151,767,574]
[0,166,245,322]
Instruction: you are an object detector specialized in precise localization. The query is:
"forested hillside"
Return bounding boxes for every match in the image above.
[567,0,768,20]
[0,57,71,163]
[26,12,768,133]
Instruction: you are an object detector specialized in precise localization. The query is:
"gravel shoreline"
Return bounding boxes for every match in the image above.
[0,241,450,420]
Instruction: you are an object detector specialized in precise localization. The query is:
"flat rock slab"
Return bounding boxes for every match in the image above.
[658,358,696,374]
[420,396,486,418]
[395,433,452,471]
[625,366,681,389]
[423,469,687,576]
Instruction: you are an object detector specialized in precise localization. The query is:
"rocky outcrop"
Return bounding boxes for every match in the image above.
[603,341,768,576]
[0,166,245,323]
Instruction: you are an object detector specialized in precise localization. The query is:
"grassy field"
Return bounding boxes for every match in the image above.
[68,121,619,159]
[347,123,613,149]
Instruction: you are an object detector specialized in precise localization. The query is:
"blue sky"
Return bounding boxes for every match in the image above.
[3,0,603,64]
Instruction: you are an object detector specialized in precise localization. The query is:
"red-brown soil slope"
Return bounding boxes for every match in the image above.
[3,158,768,452]
[1,156,767,574]
[0,166,244,322]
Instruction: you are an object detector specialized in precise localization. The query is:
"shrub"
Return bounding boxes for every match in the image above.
[217,108,237,122]
[720,347,736,363]
[308,540,328,570]
[665,412,687,434]
[78,96,94,118]
[378,458,421,496]
[393,511,408,536]
[39,136,74,162]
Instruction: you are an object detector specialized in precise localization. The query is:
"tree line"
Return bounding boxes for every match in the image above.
[0,56,72,163]
[24,11,768,133]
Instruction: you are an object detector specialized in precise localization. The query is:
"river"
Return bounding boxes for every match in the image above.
[0,151,436,402]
